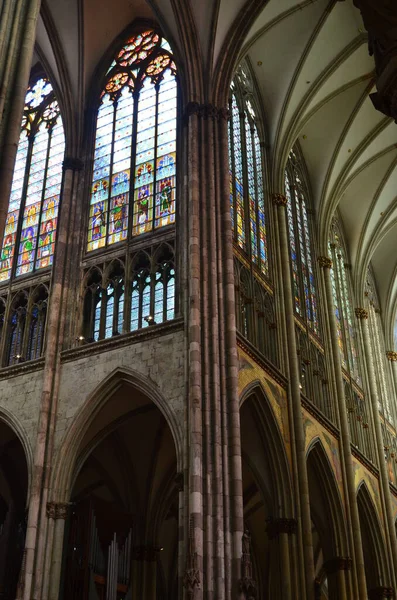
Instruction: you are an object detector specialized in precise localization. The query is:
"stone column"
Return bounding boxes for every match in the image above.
[272,192,315,600]
[182,103,244,599]
[0,0,42,242]
[386,351,397,398]
[323,556,352,600]
[368,586,395,600]
[46,502,69,600]
[21,158,82,600]
[355,308,397,586]
[266,517,297,600]
[317,257,367,598]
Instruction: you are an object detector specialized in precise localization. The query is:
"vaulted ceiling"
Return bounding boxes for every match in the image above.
[35,0,397,346]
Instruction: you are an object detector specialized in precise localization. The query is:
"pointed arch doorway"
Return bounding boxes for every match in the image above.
[60,376,180,600]
[0,419,29,599]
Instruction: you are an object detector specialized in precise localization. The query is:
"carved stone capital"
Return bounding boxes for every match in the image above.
[184,102,229,122]
[368,586,395,600]
[323,556,352,574]
[183,516,201,598]
[272,193,288,207]
[63,157,84,172]
[318,256,332,269]
[46,502,69,520]
[239,576,257,599]
[386,351,397,362]
[265,517,297,539]
[355,307,368,320]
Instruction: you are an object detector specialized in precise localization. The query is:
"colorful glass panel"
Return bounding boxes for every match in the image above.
[285,149,319,333]
[88,31,177,252]
[0,77,64,281]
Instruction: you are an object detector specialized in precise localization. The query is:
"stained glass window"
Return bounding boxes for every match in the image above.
[328,221,361,385]
[0,77,65,282]
[87,30,177,252]
[285,147,319,335]
[366,268,391,420]
[228,64,268,276]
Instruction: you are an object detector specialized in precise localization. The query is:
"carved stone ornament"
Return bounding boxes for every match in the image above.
[272,193,288,207]
[386,351,397,362]
[239,527,257,600]
[184,102,229,122]
[317,256,332,269]
[183,517,200,599]
[368,586,395,600]
[265,517,297,540]
[323,556,352,574]
[63,156,84,172]
[46,502,69,520]
[355,307,368,320]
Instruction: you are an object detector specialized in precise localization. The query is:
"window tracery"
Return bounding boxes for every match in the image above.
[87,30,177,252]
[285,147,319,335]
[328,221,361,385]
[228,63,268,276]
[0,76,65,282]
[366,267,392,422]
[234,258,278,366]
[1,284,49,366]
[82,243,175,342]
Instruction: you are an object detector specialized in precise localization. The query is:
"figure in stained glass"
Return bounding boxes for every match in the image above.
[0,76,64,281]
[228,68,268,275]
[87,30,177,252]
[92,203,106,240]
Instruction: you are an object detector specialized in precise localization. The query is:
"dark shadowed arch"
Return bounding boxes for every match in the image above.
[357,482,390,592]
[307,438,349,599]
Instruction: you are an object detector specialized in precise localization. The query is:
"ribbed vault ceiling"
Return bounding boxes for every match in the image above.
[34,0,397,345]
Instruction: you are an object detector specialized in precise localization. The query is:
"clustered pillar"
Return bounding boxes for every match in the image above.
[272,192,315,600]
[20,158,83,600]
[183,103,244,599]
[355,308,397,590]
[318,256,366,599]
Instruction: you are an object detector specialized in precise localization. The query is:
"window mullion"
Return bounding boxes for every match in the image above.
[33,126,53,271]
[10,135,34,280]
[128,89,139,240]
[105,100,118,249]
[228,98,238,242]
[152,83,160,231]
[240,111,251,262]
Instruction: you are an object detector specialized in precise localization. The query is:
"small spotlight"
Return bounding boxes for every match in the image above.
[299,383,303,390]
[144,315,156,325]
[78,335,85,341]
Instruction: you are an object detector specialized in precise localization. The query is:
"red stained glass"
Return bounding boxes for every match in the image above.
[0,78,64,281]
[88,32,177,251]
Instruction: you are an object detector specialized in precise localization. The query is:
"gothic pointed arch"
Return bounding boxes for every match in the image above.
[80,27,178,344]
[52,367,180,600]
[307,439,349,600]
[240,382,294,598]
[357,482,390,594]
[0,70,65,282]
[229,60,278,367]
[0,417,30,599]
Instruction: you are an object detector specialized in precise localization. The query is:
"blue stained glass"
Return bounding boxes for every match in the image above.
[88,33,177,251]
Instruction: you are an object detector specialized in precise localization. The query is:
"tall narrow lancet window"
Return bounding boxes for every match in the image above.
[228,64,268,276]
[228,62,278,366]
[87,30,177,252]
[366,267,391,421]
[0,76,65,282]
[285,147,319,335]
[328,221,361,385]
